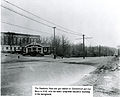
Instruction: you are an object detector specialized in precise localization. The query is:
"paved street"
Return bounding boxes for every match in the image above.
[1,53,119,96]
[1,54,97,96]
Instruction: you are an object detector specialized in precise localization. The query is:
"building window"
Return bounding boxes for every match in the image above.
[29,38,31,43]
[44,48,47,52]
[13,37,16,45]
[33,38,35,42]
[17,38,20,45]
[6,47,8,50]
[16,37,18,45]
[4,36,8,45]
[34,39,37,42]
[38,48,41,50]
[44,48,47,50]
[31,38,32,42]
[18,47,20,50]
[38,39,39,42]
[28,48,31,53]
[19,38,22,45]
[10,47,12,50]
[38,48,41,52]
[22,38,25,44]
[14,47,16,51]
[26,37,29,44]
[33,47,36,50]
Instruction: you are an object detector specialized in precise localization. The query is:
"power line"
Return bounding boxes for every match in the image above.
[1,21,51,35]
[56,28,82,36]
[1,5,53,28]
[76,37,93,40]
[2,0,83,35]
[1,5,83,37]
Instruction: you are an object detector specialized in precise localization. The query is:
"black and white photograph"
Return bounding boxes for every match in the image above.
[1,0,120,96]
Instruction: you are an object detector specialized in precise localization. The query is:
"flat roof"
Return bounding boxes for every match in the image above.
[1,32,40,37]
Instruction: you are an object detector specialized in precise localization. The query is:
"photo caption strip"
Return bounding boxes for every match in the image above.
[32,86,93,97]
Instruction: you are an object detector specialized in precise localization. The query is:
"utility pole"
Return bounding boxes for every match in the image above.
[53,27,56,59]
[76,35,92,59]
[117,45,120,56]
[62,35,65,58]
[98,45,101,57]
[83,34,85,59]
[118,49,120,56]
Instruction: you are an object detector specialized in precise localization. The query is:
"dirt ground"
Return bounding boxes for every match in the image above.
[1,53,120,96]
[74,56,120,97]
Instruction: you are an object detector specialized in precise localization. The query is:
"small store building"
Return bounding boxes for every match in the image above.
[24,42,51,55]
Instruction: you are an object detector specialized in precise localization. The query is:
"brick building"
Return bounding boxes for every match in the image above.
[1,32,51,55]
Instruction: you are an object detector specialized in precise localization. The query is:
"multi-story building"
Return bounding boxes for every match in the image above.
[1,32,51,55]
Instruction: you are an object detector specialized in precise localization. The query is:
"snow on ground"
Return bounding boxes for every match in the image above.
[73,56,120,97]
[1,53,97,95]
[1,53,120,96]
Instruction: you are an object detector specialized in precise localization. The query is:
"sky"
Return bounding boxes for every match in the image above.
[1,0,120,48]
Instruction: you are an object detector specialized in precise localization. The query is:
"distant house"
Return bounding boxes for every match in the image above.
[24,42,51,55]
[1,32,51,55]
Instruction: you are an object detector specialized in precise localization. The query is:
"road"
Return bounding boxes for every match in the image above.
[1,54,97,96]
[1,54,114,96]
